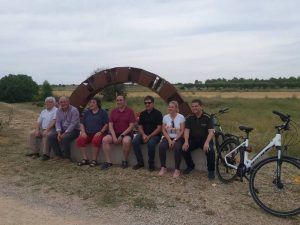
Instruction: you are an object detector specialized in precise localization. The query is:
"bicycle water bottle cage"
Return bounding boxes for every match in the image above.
[239,125,254,133]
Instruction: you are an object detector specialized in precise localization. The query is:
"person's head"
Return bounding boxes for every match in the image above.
[116,95,126,109]
[144,96,154,111]
[44,96,56,110]
[168,100,179,115]
[89,97,101,110]
[59,96,70,111]
[191,99,204,114]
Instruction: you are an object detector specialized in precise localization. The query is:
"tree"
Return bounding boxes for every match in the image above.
[0,74,39,103]
[40,80,53,100]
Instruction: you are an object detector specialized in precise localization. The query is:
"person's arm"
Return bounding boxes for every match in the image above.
[65,108,80,133]
[182,128,190,151]
[203,129,214,153]
[121,122,135,136]
[79,123,87,138]
[175,120,185,140]
[148,125,162,139]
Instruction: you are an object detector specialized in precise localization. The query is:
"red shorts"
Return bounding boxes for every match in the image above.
[76,133,104,148]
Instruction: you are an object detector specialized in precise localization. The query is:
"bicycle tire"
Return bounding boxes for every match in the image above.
[249,156,300,217]
[214,131,226,152]
[216,138,240,183]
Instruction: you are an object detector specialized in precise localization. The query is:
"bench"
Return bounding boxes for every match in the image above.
[70,143,208,171]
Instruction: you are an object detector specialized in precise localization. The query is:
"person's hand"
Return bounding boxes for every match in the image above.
[42,130,49,137]
[203,142,210,153]
[112,135,118,144]
[182,142,189,151]
[57,132,63,142]
[142,134,149,143]
[116,135,123,144]
[81,132,87,139]
[168,139,174,149]
[34,129,40,137]
[94,131,102,137]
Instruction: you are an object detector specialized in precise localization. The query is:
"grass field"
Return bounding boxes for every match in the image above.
[0,95,299,224]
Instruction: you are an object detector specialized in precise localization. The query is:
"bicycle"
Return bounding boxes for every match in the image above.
[210,108,239,152]
[216,110,300,217]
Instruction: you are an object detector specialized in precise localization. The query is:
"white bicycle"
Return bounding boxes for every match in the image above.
[216,110,300,217]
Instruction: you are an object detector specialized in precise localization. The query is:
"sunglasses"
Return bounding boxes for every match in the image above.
[171,120,175,128]
[144,101,152,105]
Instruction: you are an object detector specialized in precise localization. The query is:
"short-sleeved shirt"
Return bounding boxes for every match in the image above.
[185,112,214,142]
[82,108,108,135]
[163,113,185,139]
[109,107,136,135]
[37,107,57,129]
[138,108,163,135]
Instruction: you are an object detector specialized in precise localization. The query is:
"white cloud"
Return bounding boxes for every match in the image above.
[0,0,299,84]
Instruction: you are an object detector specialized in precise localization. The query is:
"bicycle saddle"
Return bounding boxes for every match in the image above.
[239,125,254,133]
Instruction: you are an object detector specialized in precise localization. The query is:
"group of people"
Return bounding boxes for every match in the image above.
[27,95,215,179]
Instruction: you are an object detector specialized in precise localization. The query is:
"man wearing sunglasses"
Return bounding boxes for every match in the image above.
[132,96,163,171]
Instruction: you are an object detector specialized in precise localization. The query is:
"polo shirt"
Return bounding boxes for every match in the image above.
[139,108,162,135]
[37,107,57,129]
[82,108,108,135]
[109,107,136,135]
[185,112,214,142]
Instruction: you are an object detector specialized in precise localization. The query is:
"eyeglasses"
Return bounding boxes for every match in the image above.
[144,101,152,105]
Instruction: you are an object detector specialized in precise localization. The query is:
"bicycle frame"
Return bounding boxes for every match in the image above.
[224,133,282,170]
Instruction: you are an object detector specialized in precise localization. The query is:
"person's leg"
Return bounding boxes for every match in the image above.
[76,135,92,160]
[147,135,161,169]
[206,141,215,178]
[182,139,199,170]
[61,130,80,159]
[132,134,144,166]
[48,130,62,157]
[158,138,169,175]
[42,130,52,156]
[174,138,184,170]
[102,135,113,163]
[122,136,132,168]
[28,129,41,156]
[91,134,104,161]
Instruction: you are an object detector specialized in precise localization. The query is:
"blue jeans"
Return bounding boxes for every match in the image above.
[132,134,161,167]
[48,129,80,159]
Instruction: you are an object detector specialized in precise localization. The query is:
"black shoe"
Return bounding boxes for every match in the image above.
[132,164,144,170]
[148,165,155,172]
[100,162,113,170]
[208,171,215,180]
[40,154,50,161]
[183,167,194,175]
[121,160,128,169]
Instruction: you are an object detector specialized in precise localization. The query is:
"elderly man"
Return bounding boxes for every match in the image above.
[26,96,57,160]
[48,96,80,160]
[101,95,136,170]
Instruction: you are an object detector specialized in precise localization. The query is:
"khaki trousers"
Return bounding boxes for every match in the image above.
[28,129,52,155]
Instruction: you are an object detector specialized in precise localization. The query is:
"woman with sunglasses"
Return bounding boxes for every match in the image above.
[158,100,185,178]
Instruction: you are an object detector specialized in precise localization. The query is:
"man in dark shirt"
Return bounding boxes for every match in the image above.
[132,96,162,171]
[182,99,215,179]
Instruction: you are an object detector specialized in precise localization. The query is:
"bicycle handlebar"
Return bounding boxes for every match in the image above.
[211,108,229,117]
[272,110,290,122]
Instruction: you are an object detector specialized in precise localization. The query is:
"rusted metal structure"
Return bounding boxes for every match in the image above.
[69,67,192,116]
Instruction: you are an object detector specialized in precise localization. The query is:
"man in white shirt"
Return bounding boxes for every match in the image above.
[26,96,57,160]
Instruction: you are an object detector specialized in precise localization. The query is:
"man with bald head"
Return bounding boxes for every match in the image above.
[48,96,80,160]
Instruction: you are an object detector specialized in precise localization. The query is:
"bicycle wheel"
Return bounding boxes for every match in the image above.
[249,156,300,217]
[214,132,225,152]
[216,138,240,183]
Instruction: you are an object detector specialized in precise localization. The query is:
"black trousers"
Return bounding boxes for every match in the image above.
[159,137,183,170]
[182,139,215,172]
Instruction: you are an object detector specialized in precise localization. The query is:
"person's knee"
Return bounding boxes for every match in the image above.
[122,137,132,145]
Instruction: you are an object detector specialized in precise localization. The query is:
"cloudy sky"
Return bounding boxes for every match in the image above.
[0,0,299,84]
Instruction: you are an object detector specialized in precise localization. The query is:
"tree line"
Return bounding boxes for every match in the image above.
[178,76,300,90]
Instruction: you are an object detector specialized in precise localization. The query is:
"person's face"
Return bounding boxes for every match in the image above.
[168,103,177,114]
[116,96,125,108]
[45,100,55,110]
[89,99,98,110]
[59,98,70,110]
[191,102,203,114]
[144,99,154,111]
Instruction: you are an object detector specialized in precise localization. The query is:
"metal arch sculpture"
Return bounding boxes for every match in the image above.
[69,67,192,116]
